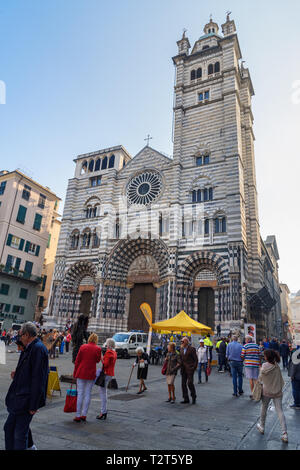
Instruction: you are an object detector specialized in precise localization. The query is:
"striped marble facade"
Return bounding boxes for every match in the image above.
[45,16,279,339]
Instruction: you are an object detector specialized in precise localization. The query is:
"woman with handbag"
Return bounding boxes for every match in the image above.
[256,349,288,443]
[135,347,149,394]
[73,333,102,422]
[96,338,117,420]
[165,342,181,403]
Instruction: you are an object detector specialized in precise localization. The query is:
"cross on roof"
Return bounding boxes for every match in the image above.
[144,134,153,147]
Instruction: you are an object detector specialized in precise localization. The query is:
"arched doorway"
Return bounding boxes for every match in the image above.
[127,255,159,331]
[79,291,92,315]
[198,288,215,330]
[128,283,156,331]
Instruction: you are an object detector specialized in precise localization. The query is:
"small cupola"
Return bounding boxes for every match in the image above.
[203,18,219,36]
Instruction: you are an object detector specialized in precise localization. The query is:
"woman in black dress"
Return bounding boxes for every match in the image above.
[135,347,149,394]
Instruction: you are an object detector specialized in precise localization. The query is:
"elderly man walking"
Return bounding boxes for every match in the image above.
[226,336,244,397]
[180,337,198,404]
[4,322,49,450]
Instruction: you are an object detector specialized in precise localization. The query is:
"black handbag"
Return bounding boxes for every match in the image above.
[107,378,118,390]
[95,370,106,387]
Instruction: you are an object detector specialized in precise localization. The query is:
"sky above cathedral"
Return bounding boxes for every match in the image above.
[0,0,299,291]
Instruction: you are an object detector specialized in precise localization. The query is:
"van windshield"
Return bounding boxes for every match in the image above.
[113,333,130,343]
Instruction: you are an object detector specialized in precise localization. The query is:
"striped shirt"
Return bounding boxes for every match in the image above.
[241,342,261,368]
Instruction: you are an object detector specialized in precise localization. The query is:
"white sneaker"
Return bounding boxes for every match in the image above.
[27,444,37,450]
[281,432,288,443]
[256,423,264,434]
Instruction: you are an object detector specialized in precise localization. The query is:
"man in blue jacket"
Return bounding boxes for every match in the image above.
[4,322,49,450]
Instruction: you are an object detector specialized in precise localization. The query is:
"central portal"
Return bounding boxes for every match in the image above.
[128,283,156,332]
[198,287,215,330]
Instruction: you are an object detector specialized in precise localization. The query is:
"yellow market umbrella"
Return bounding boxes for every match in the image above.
[151,310,214,335]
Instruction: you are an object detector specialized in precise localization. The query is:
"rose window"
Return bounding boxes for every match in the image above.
[126,171,162,205]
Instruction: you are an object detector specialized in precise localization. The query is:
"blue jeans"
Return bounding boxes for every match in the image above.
[230,361,243,395]
[4,412,33,450]
[281,356,289,369]
[291,379,300,406]
[198,363,208,382]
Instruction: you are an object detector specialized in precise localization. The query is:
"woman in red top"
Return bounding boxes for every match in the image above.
[73,333,101,422]
[96,338,117,420]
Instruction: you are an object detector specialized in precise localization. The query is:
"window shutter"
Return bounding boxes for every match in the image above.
[16,205,27,223]
[33,214,42,231]
[35,245,40,257]
[24,261,33,275]
[15,258,21,270]
[20,306,25,315]
[24,241,30,252]
[5,304,10,313]
[6,234,13,246]
[19,239,25,251]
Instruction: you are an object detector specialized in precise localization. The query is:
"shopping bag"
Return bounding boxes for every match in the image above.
[161,359,168,375]
[63,383,77,413]
[206,365,212,376]
[252,381,263,402]
[95,369,106,387]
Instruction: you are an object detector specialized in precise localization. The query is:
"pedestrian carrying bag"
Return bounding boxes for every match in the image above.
[252,381,263,401]
[161,359,168,376]
[95,369,106,387]
[64,383,77,413]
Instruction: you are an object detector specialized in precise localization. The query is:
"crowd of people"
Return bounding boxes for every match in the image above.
[2,317,300,450]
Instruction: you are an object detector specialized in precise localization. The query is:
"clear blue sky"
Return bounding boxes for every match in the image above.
[1,0,299,291]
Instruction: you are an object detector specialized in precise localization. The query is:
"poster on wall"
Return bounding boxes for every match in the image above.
[244,323,256,343]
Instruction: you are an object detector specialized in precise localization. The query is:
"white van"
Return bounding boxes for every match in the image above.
[105,331,148,358]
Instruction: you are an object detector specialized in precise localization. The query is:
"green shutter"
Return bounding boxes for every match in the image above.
[6,234,12,246]
[24,241,30,252]
[33,213,42,231]
[5,304,10,313]
[15,258,21,271]
[16,205,27,224]
[35,245,40,257]
[19,239,25,251]
[20,306,25,315]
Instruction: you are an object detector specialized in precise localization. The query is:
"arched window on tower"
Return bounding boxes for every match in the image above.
[70,230,79,249]
[95,159,100,171]
[214,62,220,73]
[197,189,202,202]
[92,230,100,248]
[88,160,94,172]
[81,161,88,175]
[204,219,210,235]
[108,154,115,168]
[191,70,196,80]
[101,156,108,170]
[214,216,226,234]
[82,230,91,248]
[196,68,202,79]
[208,64,214,75]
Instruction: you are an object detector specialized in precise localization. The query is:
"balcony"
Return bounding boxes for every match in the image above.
[0,265,42,284]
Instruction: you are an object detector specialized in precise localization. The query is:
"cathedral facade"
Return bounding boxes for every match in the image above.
[45,16,281,339]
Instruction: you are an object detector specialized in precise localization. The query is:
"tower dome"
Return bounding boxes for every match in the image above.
[203,18,219,35]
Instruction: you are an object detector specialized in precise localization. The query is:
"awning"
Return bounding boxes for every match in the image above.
[151,310,214,335]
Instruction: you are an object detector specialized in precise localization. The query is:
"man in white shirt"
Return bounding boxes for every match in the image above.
[197,339,210,384]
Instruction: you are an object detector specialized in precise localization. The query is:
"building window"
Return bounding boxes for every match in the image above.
[6,255,21,271]
[108,155,115,168]
[95,159,101,171]
[202,45,209,50]
[196,67,202,79]
[33,213,42,231]
[16,205,27,224]
[209,188,213,200]
[214,217,226,233]
[38,194,46,209]
[70,232,79,249]
[88,160,94,172]
[41,275,47,291]
[90,176,102,187]
[6,234,24,250]
[22,184,31,201]
[0,284,10,295]
[204,219,210,235]
[0,181,6,195]
[82,231,91,248]
[38,296,44,308]
[208,64,214,75]
[198,90,209,102]
[191,70,196,80]
[92,232,100,248]
[101,156,108,170]
[196,155,209,166]
[214,62,220,73]
[12,305,25,314]
[24,261,33,275]
[19,288,28,299]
